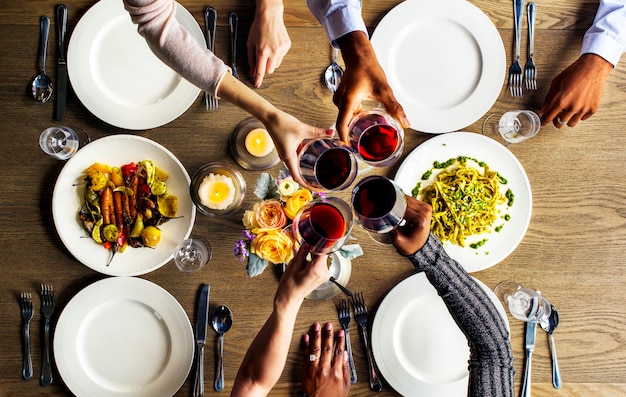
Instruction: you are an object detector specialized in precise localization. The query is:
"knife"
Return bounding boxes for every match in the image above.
[194,284,210,397]
[54,4,68,121]
[228,12,239,79]
[519,321,536,397]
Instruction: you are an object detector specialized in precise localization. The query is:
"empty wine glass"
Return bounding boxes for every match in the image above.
[291,196,353,254]
[39,126,90,160]
[174,235,212,272]
[482,110,541,145]
[494,281,551,323]
[297,138,358,191]
[348,108,404,167]
[351,175,407,244]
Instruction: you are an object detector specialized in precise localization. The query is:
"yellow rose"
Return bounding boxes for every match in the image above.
[250,228,294,264]
[255,199,288,229]
[285,188,313,219]
[278,177,300,198]
[242,206,260,230]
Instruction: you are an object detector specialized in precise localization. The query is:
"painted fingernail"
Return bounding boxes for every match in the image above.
[314,322,320,331]
[304,334,309,343]
[339,329,345,337]
[325,322,332,331]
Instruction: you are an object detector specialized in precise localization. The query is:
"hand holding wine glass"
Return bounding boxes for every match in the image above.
[297,138,358,191]
[348,108,404,167]
[291,196,353,254]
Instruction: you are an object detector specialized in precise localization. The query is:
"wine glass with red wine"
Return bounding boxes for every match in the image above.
[297,138,358,191]
[291,196,353,254]
[351,175,407,244]
[348,108,404,167]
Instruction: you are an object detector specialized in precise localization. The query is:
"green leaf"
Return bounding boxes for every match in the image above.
[246,253,269,277]
[339,244,364,260]
[254,173,280,200]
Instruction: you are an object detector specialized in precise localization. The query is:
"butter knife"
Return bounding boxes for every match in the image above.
[228,12,239,79]
[194,284,210,397]
[54,4,68,121]
[519,321,536,397]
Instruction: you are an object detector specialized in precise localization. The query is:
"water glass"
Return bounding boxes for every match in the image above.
[482,110,540,145]
[297,138,358,191]
[494,281,552,323]
[348,108,404,167]
[39,126,90,160]
[174,236,212,272]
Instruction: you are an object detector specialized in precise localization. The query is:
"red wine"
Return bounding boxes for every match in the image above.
[315,147,353,190]
[353,177,396,218]
[298,203,346,246]
[358,124,399,162]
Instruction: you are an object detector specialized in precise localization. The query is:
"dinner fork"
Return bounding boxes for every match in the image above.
[351,292,382,392]
[204,7,218,111]
[524,2,537,90]
[508,0,524,97]
[40,284,55,386]
[19,292,34,380]
[336,299,357,384]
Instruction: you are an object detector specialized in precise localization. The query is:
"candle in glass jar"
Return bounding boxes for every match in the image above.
[244,128,274,157]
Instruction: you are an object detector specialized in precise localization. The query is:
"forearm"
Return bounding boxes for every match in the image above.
[231,298,303,397]
[306,0,367,45]
[406,233,515,397]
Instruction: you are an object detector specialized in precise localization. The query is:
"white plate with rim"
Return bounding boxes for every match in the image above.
[52,135,196,276]
[54,277,194,397]
[68,0,204,130]
[371,0,506,133]
[394,132,532,272]
[372,273,509,397]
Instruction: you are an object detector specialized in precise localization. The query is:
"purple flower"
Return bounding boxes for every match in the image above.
[243,230,255,241]
[234,239,249,262]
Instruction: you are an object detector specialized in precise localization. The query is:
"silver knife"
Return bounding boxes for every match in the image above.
[519,321,536,397]
[54,4,68,121]
[228,12,239,79]
[194,284,210,397]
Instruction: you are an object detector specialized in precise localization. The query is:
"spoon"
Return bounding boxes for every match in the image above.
[540,304,562,388]
[324,47,344,92]
[330,276,353,297]
[32,16,53,103]
[212,305,233,391]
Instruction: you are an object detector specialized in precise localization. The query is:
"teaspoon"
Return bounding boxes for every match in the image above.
[541,304,562,388]
[32,16,53,103]
[212,305,233,391]
[324,47,344,92]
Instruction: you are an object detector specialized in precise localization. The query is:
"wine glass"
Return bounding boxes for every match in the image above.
[348,108,404,167]
[351,175,407,244]
[297,138,358,191]
[173,235,212,272]
[291,196,353,254]
[494,281,552,323]
[39,126,90,160]
[482,110,541,145]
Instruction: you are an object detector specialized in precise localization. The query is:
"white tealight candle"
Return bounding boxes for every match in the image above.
[244,128,274,157]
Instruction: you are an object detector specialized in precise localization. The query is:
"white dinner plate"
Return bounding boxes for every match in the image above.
[372,273,509,397]
[52,135,196,276]
[371,0,506,133]
[394,132,532,272]
[54,277,194,397]
[68,0,204,130]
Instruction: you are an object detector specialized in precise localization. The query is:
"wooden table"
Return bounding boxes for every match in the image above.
[1,0,625,396]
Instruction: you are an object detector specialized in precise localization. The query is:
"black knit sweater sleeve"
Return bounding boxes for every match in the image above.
[405,233,515,397]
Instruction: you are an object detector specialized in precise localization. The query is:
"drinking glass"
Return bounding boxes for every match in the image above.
[482,110,541,145]
[297,138,358,191]
[351,175,407,244]
[348,108,404,167]
[173,235,212,272]
[494,281,552,323]
[39,126,90,160]
[291,196,353,254]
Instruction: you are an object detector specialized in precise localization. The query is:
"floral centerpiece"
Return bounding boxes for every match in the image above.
[234,168,362,277]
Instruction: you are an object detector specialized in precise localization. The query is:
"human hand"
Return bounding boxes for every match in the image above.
[333,31,409,142]
[247,0,291,88]
[275,244,330,306]
[539,53,613,128]
[390,195,432,256]
[301,322,351,397]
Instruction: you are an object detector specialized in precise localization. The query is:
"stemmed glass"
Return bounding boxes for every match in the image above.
[348,108,404,167]
[39,126,90,160]
[494,281,551,323]
[297,138,358,191]
[173,235,213,272]
[291,196,353,254]
[351,175,407,244]
[482,110,541,145]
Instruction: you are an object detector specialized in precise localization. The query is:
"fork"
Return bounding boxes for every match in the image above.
[351,292,382,392]
[336,299,357,384]
[19,292,34,380]
[204,7,218,111]
[40,284,55,386]
[508,0,524,97]
[524,2,537,90]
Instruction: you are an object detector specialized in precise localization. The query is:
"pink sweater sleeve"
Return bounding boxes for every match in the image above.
[123,0,230,97]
